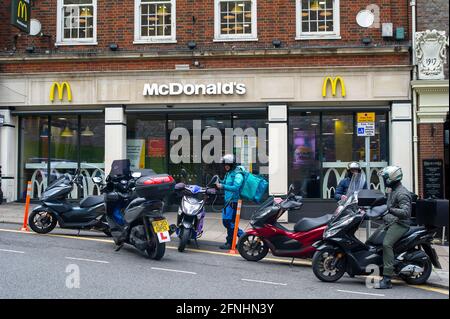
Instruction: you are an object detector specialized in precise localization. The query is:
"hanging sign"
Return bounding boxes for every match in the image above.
[11,0,31,33]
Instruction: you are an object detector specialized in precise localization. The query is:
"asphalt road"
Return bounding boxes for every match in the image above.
[0,223,447,299]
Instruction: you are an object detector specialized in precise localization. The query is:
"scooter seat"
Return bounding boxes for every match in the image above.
[402,225,426,237]
[294,214,332,233]
[80,196,104,208]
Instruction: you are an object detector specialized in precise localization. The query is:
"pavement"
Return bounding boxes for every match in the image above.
[0,202,448,291]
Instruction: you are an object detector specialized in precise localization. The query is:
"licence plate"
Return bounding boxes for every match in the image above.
[152,220,170,233]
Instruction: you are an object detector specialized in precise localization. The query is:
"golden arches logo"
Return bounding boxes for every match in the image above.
[50,82,72,102]
[17,0,28,21]
[322,76,346,97]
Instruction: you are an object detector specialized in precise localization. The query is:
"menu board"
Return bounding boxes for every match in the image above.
[423,159,444,199]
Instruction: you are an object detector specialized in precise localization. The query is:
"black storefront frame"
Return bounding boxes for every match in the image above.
[287,107,390,200]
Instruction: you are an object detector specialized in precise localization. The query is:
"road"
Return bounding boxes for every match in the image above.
[0,223,447,299]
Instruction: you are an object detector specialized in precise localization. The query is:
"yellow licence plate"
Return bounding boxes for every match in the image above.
[152,220,170,233]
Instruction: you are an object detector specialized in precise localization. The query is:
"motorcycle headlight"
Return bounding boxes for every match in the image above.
[323,217,353,238]
[324,228,340,238]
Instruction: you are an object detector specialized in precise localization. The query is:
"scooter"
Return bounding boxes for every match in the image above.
[104,159,177,260]
[174,174,218,252]
[311,190,441,285]
[28,170,109,235]
[237,185,333,261]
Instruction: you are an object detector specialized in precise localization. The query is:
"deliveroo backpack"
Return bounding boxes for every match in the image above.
[236,166,268,203]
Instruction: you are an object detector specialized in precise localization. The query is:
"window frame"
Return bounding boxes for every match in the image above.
[214,0,258,42]
[56,0,98,46]
[134,0,177,44]
[296,0,341,40]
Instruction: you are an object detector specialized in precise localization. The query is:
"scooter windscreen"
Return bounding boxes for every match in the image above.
[46,174,70,191]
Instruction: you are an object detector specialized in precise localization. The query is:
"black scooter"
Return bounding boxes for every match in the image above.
[312,190,441,285]
[28,170,109,235]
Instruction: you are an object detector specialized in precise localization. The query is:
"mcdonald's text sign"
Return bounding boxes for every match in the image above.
[50,82,73,102]
[11,0,31,33]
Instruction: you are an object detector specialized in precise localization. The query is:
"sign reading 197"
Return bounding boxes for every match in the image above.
[11,0,31,33]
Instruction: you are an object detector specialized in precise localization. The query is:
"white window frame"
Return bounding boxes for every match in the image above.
[214,0,258,42]
[134,0,177,44]
[56,0,98,46]
[296,0,341,40]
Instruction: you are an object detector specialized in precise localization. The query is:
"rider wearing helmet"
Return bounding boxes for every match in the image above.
[334,162,367,201]
[215,154,244,250]
[375,165,412,289]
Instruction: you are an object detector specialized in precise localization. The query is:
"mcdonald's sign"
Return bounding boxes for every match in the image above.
[322,76,346,98]
[50,82,73,102]
[11,0,31,33]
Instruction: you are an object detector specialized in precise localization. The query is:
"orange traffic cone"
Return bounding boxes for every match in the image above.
[21,181,32,232]
[229,199,243,255]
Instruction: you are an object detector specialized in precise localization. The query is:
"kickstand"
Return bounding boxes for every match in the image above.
[290,258,295,268]
[194,239,199,249]
[77,229,81,236]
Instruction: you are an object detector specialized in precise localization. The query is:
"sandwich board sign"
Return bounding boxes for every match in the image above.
[357,112,375,137]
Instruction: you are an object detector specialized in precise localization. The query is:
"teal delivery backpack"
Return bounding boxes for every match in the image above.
[236,166,268,203]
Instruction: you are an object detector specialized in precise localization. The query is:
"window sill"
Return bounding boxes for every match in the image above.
[296,35,341,40]
[213,38,259,42]
[133,39,177,44]
[55,41,98,46]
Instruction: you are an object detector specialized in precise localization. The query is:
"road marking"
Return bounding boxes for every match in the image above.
[0,248,25,254]
[1,228,447,296]
[337,289,385,297]
[241,278,287,286]
[151,267,197,275]
[65,257,109,264]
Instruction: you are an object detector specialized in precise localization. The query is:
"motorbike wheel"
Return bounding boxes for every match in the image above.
[146,238,166,260]
[237,234,269,262]
[28,211,57,234]
[312,248,346,282]
[400,258,432,285]
[178,228,191,252]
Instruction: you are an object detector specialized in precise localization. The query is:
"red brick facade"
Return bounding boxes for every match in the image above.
[0,0,411,73]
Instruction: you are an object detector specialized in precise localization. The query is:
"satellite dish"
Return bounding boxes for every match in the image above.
[29,19,42,36]
[356,10,375,28]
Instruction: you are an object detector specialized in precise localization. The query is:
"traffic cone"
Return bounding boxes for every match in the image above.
[229,200,243,254]
[21,181,32,231]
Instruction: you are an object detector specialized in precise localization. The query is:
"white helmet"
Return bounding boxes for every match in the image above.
[347,162,361,171]
[379,166,403,187]
[221,154,235,164]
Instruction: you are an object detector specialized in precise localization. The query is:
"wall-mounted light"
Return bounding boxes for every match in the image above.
[109,43,119,51]
[272,39,282,48]
[25,46,35,53]
[187,41,197,50]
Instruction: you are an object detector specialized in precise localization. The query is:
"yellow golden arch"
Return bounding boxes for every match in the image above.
[50,82,72,102]
[322,76,346,97]
[17,0,28,21]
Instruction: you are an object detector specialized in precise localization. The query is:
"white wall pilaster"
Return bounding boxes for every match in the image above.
[0,109,18,202]
[268,105,288,196]
[104,107,127,175]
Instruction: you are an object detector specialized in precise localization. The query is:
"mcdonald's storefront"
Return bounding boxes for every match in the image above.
[0,66,412,217]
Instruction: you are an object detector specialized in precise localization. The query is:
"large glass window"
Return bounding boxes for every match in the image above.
[289,110,388,199]
[215,0,257,41]
[19,115,105,200]
[135,0,176,43]
[57,0,97,45]
[296,0,340,39]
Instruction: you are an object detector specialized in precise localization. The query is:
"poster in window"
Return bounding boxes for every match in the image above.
[293,131,316,166]
[127,139,145,170]
[147,138,166,158]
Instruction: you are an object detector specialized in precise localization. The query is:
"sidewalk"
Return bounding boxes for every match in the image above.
[1,202,448,289]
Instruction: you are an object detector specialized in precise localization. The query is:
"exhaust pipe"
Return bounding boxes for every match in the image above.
[400,265,424,276]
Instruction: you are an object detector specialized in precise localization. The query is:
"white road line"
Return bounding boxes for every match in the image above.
[151,267,197,275]
[241,278,288,286]
[65,257,109,264]
[0,248,25,254]
[337,289,385,297]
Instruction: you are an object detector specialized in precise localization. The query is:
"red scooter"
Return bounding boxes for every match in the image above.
[237,187,332,261]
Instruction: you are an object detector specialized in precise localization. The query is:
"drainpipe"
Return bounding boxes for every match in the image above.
[410,0,419,195]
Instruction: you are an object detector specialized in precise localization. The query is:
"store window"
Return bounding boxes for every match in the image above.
[134,0,176,43]
[289,111,388,199]
[296,0,340,40]
[19,115,105,200]
[215,0,257,41]
[57,0,97,45]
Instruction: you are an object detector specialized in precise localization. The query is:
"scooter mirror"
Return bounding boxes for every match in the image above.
[132,172,142,179]
[208,175,219,186]
[180,169,188,179]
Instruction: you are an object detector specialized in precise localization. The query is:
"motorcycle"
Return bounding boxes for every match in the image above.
[237,185,333,261]
[311,190,442,285]
[104,159,176,260]
[28,170,109,235]
[174,174,218,252]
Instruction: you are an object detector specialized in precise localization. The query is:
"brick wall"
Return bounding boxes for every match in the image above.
[416,0,449,79]
[0,0,411,73]
[418,123,445,197]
